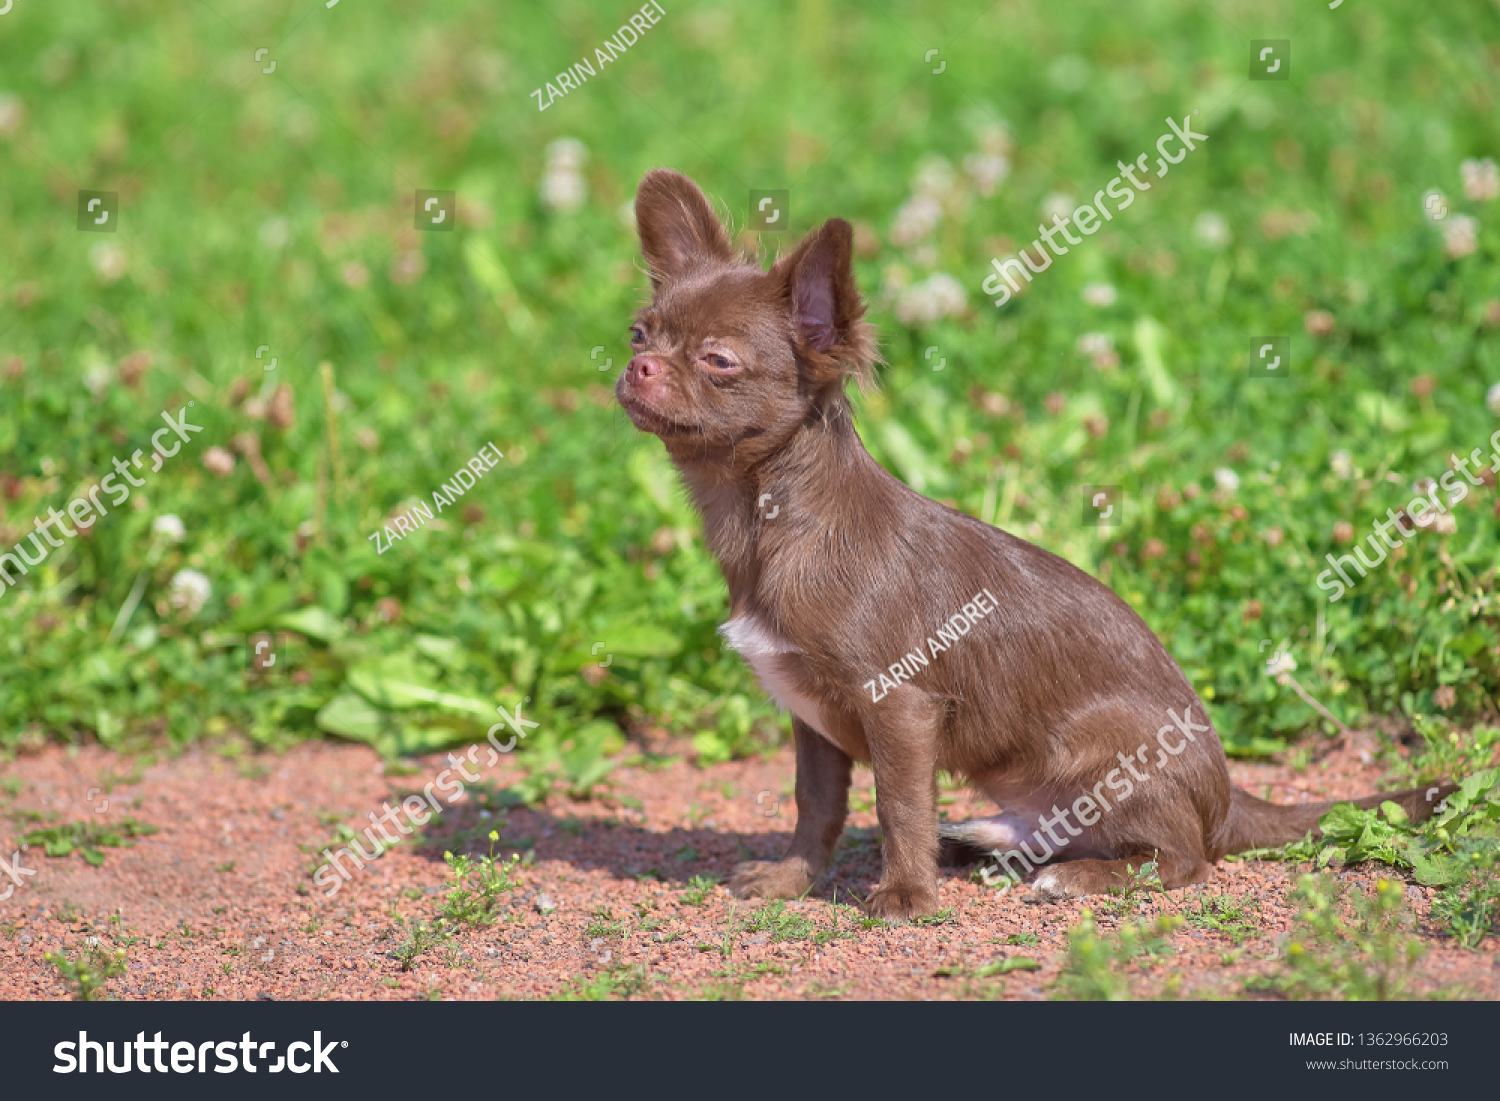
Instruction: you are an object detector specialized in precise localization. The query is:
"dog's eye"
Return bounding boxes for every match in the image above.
[629,327,645,346]
[705,354,735,370]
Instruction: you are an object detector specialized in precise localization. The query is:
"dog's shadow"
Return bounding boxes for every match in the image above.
[404,798,889,892]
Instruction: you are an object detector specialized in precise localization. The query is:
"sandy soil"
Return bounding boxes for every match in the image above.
[1,734,1495,1001]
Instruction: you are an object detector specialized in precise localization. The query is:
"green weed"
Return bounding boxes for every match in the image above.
[45,945,128,1001]
[387,919,446,972]
[438,831,520,928]
[681,873,721,907]
[1052,911,1182,1001]
[1430,841,1500,948]
[1247,875,1424,1001]
[1236,768,1500,890]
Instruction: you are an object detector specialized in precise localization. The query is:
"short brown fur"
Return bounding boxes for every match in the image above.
[616,169,1455,921]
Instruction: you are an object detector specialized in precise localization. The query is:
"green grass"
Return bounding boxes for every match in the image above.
[1,0,1498,788]
[1182,893,1262,946]
[735,899,816,944]
[20,818,158,866]
[583,907,627,940]
[553,962,655,1001]
[680,873,721,907]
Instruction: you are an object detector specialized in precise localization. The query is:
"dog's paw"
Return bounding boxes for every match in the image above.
[1030,867,1083,900]
[864,883,940,923]
[729,860,812,901]
[1030,858,1176,899]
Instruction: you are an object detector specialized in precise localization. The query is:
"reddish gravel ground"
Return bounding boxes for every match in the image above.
[1,733,1496,1001]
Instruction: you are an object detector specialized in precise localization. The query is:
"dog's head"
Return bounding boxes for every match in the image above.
[615,169,877,462]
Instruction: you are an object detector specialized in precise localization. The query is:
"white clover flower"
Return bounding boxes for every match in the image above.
[1082,282,1117,308]
[975,124,1013,159]
[540,169,586,214]
[0,92,24,137]
[890,194,942,247]
[168,569,212,618]
[1265,651,1297,677]
[544,137,587,171]
[1486,382,1500,416]
[152,514,186,543]
[1076,329,1119,369]
[1461,157,1499,202]
[912,155,956,199]
[540,138,588,214]
[1040,192,1076,225]
[82,363,112,400]
[1442,214,1479,260]
[1193,212,1231,249]
[894,273,966,326]
[89,242,127,284]
[1214,467,1241,493]
[963,152,1010,197]
[1329,449,1354,479]
[202,446,236,477]
[1076,332,1113,357]
[258,216,291,250]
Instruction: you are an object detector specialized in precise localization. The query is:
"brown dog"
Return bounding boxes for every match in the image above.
[616,168,1453,921]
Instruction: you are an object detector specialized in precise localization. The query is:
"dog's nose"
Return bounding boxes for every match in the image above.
[627,354,664,381]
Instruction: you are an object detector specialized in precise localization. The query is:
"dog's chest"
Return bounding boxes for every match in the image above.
[719,614,831,739]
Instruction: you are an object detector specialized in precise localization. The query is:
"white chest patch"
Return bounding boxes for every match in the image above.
[719,615,831,738]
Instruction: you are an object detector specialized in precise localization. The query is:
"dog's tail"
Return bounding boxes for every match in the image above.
[1217,781,1458,854]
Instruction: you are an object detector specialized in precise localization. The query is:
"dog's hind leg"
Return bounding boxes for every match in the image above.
[1031,849,1213,898]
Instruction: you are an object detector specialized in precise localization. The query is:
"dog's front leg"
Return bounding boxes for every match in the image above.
[730,716,852,901]
[864,691,943,921]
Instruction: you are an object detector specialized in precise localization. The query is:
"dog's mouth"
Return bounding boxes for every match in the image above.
[619,393,692,437]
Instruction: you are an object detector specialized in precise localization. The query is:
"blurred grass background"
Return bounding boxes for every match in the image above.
[1,0,1498,792]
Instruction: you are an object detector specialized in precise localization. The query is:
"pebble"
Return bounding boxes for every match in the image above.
[535,893,556,914]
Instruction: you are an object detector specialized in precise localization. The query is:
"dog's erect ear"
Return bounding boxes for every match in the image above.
[635,169,734,287]
[773,217,878,391]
